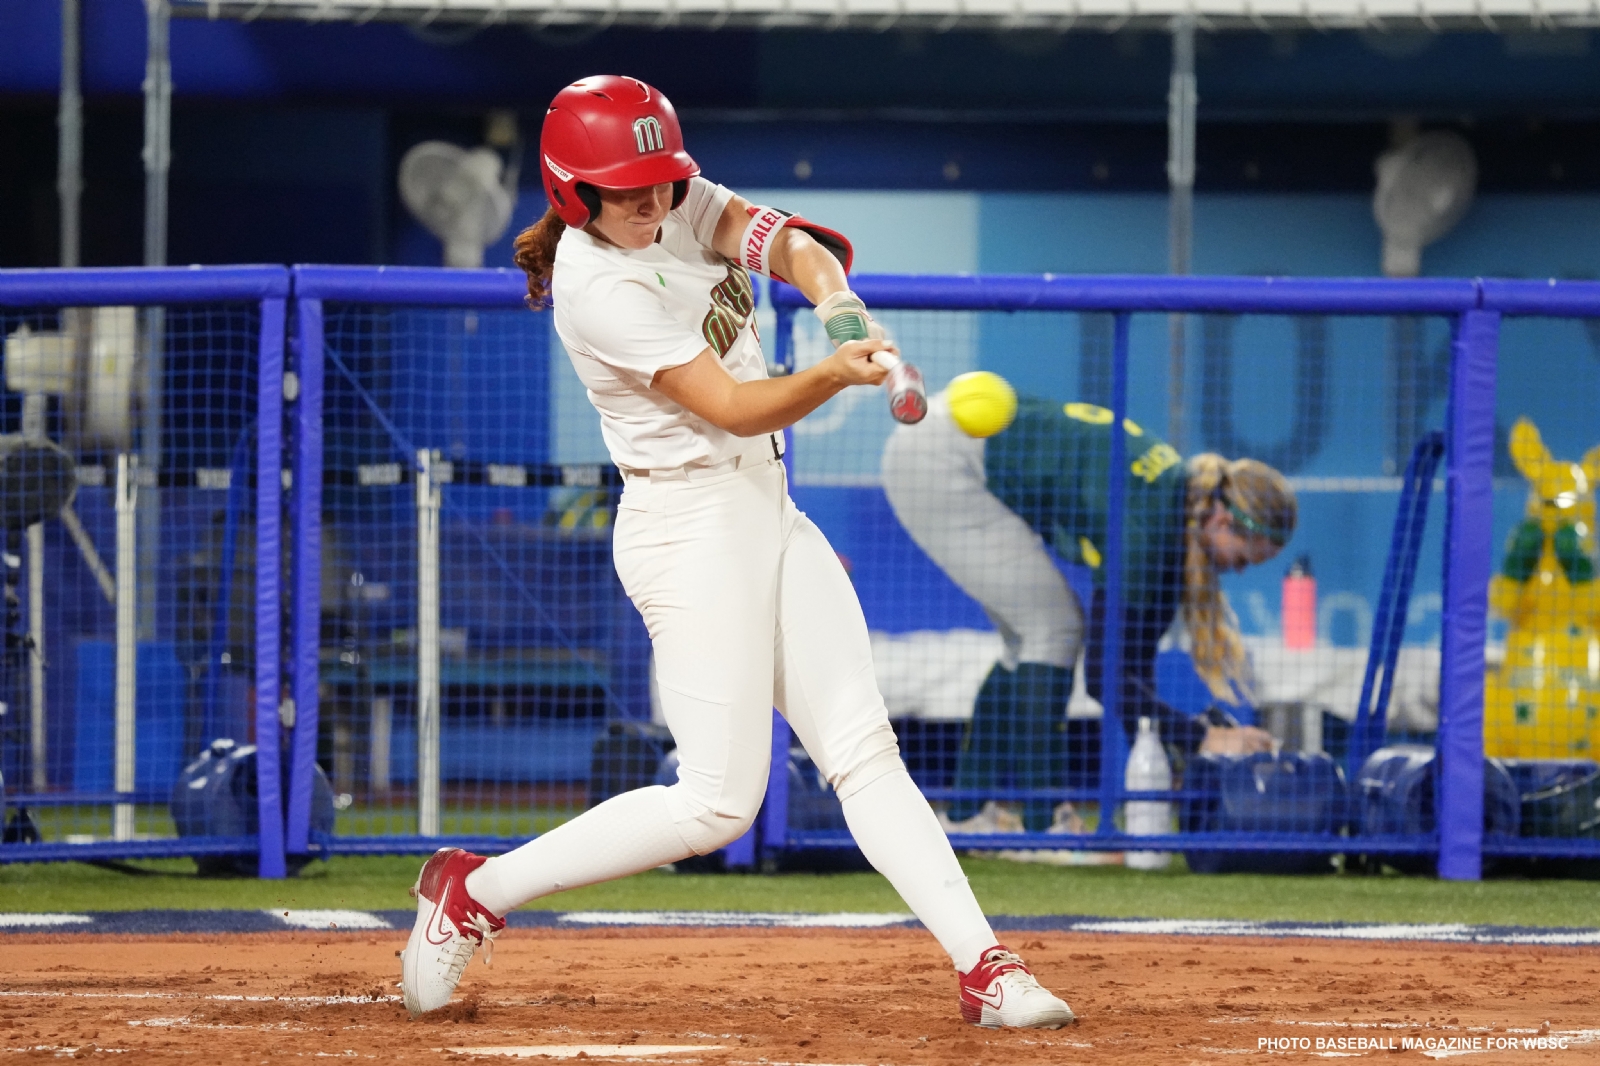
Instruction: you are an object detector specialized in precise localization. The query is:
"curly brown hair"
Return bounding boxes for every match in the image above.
[512,207,567,309]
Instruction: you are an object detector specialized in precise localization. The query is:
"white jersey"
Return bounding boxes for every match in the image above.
[552,177,770,472]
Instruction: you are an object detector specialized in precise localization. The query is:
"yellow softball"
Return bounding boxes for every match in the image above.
[945,371,1017,438]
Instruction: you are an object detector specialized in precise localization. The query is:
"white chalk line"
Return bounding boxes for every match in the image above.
[443,1047,723,1060]
[269,909,394,931]
[1068,918,1600,945]
[0,990,400,1005]
[557,912,914,929]
[0,912,93,928]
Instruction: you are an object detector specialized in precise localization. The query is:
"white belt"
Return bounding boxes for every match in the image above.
[621,433,784,483]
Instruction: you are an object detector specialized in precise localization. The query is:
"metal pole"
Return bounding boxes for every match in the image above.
[1166,15,1197,452]
[21,396,48,791]
[113,454,138,842]
[416,450,442,837]
[142,0,170,270]
[59,0,83,268]
[33,0,82,793]
[139,0,169,641]
[27,520,46,791]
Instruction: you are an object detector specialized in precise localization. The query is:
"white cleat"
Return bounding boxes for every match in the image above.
[400,848,505,1018]
[958,945,1076,1029]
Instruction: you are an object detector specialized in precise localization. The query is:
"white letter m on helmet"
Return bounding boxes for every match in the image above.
[632,116,665,154]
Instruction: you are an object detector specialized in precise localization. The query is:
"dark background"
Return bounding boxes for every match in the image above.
[3,0,1600,268]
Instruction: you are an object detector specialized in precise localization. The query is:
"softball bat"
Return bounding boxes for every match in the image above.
[869,349,928,425]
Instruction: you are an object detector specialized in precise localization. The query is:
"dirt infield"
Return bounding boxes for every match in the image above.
[2,927,1596,1063]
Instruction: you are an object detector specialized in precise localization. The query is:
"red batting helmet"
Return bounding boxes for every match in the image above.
[540,75,699,228]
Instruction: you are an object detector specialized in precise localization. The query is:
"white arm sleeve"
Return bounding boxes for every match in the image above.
[674,176,736,251]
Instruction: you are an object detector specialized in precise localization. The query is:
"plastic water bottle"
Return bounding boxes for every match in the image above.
[1282,554,1317,650]
[1124,716,1172,870]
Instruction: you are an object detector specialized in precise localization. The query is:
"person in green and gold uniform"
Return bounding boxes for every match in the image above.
[881,392,1294,834]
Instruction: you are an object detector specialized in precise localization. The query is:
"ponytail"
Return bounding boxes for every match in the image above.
[512,207,566,310]
[1182,454,1297,703]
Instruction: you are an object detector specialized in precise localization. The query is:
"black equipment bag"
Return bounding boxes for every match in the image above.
[1355,744,1519,874]
[588,719,675,808]
[1181,751,1348,875]
[170,738,335,876]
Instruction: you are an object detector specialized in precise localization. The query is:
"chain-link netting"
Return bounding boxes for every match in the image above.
[291,273,1599,877]
[778,295,1467,871]
[1481,314,1600,874]
[315,304,650,850]
[0,297,268,864]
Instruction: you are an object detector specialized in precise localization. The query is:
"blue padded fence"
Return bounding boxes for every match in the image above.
[4,266,1597,882]
[290,267,648,862]
[0,266,288,874]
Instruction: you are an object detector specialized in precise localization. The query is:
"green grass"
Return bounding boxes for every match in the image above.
[3,854,1599,929]
[18,806,571,844]
[333,806,573,839]
[21,805,178,842]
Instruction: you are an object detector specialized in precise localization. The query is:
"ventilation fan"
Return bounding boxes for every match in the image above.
[1,308,132,598]
[1373,130,1478,278]
[5,306,136,448]
[399,131,520,269]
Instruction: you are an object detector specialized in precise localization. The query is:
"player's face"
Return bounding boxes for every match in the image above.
[1201,505,1281,573]
[589,183,675,250]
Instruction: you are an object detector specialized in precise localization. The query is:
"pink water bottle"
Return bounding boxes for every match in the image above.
[1282,555,1316,650]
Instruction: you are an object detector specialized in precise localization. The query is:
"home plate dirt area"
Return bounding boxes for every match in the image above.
[2,927,1596,1064]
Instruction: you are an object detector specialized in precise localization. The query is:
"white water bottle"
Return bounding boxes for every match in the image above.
[1124,716,1173,870]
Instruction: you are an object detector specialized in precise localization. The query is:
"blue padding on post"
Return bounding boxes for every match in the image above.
[1095,313,1133,834]
[772,275,1483,315]
[0,266,289,306]
[293,265,528,306]
[255,296,288,880]
[1437,309,1500,882]
[286,298,326,856]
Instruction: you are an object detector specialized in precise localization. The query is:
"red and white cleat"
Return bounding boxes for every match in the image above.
[958,945,1076,1029]
[400,848,506,1017]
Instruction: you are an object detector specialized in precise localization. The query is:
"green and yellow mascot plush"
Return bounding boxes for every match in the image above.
[1484,418,1600,758]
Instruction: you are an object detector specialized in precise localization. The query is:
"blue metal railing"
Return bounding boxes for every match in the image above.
[5,266,1599,880]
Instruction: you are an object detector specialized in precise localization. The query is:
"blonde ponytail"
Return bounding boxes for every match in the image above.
[1182,454,1298,703]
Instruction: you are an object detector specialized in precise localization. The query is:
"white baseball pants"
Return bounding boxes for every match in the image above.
[880,393,1084,670]
[466,450,997,972]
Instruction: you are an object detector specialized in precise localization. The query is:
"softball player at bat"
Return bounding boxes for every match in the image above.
[881,388,1293,833]
[399,75,1074,1030]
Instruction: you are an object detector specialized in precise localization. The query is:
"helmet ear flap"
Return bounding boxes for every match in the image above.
[576,183,601,226]
[671,180,689,209]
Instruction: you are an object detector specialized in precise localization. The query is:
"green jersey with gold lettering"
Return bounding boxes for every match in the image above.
[983,398,1188,608]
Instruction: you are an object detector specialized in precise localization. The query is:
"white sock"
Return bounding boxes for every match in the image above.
[839,768,997,974]
[463,785,694,918]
